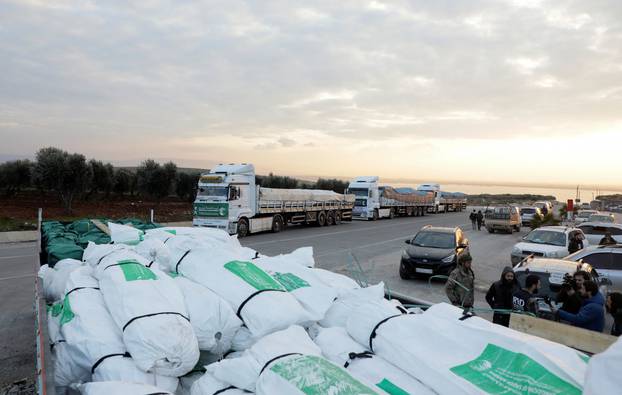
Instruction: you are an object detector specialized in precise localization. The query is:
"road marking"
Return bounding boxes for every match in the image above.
[0,254,38,260]
[245,216,467,247]
[316,222,471,257]
[0,273,34,282]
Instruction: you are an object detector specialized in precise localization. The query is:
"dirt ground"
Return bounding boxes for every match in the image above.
[0,191,193,225]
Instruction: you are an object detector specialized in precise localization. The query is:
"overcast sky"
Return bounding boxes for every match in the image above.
[1,0,621,187]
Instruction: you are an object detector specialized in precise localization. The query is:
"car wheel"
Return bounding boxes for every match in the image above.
[399,264,409,280]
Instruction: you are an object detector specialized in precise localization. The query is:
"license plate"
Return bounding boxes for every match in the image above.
[415,268,433,274]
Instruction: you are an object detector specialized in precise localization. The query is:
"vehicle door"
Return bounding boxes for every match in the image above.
[579,252,615,286]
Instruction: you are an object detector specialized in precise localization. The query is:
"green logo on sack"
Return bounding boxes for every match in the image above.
[270,355,377,395]
[450,344,581,395]
[50,302,63,317]
[376,378,410,395]
[224,261,285,291]
[272,272,310,292]
[193,202,229,218]
[59,296,75,326]
[118,259,157,281]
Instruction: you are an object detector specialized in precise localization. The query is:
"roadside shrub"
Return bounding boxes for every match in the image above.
[0,159,31,196]
[176,172,200,202]
[315,178,348,193]
[136,159,177,201]
[113,169,133,196]
[87,159,114,197]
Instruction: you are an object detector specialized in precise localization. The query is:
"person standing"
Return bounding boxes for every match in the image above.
[568,233,584,254]
[599,231,617,246]
[445,254,475,308]
[486,267,519,327]
[512,274,541,314]
[469,210,477,230]
[606,292,622,336]
[557,280,605,332]
[476,210,484,231]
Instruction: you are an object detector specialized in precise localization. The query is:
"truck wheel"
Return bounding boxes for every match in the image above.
[334,211,342,225]
[435,206,439,214]
[317,211,327,226]
[406,207,413,217]
[327,211,335,226]
[237,218,249,238]
[271,215,284,233]
[487,227,494,234]
[389,209,395,219]
[372,209,379,221]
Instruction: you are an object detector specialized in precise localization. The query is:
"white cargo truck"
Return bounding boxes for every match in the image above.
[417,183,467,213]
[346,176,434,220]
[192,164,354,236]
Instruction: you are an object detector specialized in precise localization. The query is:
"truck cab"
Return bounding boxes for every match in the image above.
[193,163,256,234]
[347,176,380,220]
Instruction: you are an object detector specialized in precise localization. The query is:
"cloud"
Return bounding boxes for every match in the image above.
[278,137,296,147]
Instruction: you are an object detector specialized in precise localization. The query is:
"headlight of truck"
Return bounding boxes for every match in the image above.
[512,246,521,255]
[442,254,455,263]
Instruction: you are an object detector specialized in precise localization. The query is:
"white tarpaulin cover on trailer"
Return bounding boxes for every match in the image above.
[259,187,354,203]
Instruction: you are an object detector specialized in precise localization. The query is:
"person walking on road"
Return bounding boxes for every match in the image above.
[512,274,540,314]
[486,267,519,327]
[445,254,475,308]
[469,210,477,230]
[557,280,605,333]
[599,231,617,246]
[476,210,484,231]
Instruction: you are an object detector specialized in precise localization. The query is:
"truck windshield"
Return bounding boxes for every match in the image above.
[523,230,566,246]
[349,188,369,197]
[412,232,455,249]
[521,208,535,214]
[197,186,228,198]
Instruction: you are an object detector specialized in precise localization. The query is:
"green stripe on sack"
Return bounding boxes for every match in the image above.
[450,343,581,395]
[59,296,75,326]
[376,378,410,395]
[118,259,157,281]
[224,261,285,291]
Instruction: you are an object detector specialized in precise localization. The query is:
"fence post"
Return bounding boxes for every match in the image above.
[150,209,154,223]
[38,208,42,253]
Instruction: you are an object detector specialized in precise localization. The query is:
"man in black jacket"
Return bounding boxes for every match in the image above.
[568,233,584,254]
[513,274,540,314]
[606,292,622,336]
[486,267,519,326]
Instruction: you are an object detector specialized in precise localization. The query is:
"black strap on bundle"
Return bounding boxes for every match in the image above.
[91,351,131,374]
[459,312,475,321]
[343,351,374,368]
[369,314,401,352]
[175,250,192,273]
[259,353,302,375]
[147,260,154,268]
[65,286,100,297]
[236,289,286,321]
[252,251,260,260]
[50,339,66,351]
[213,386,236,395]
[122,312,190,332]
[103,260,143,271]
[96,250,116,266]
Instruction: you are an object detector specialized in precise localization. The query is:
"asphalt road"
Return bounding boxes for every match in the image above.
[241,208,529,310]
[0,241,37,389]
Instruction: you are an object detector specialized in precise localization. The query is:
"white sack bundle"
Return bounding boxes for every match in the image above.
[88,248,199,376]
[583,336,622,395]
[190,372,251,395]
[108,222,144,245]
[38,259,83,302]
[76,381,173,395]
[165,246,310,338]
[206,325,379,395]
[319,283,385,328]
[347,301,585,395]
[173,276,242,354]
[255,248,338,321]
[314,326,436,395]
[50,267,178,393]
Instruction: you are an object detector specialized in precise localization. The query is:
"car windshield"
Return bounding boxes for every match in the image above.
[197,186,228,198]
[349,188,369,197]
[590,215,613,223]
[412,232,455,249]
[523,229,566,246]
[521,208,535,214]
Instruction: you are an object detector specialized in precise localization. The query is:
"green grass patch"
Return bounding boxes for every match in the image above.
[0,217,37,232]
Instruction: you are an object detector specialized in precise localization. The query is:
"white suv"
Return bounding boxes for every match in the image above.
[511,226,588,266]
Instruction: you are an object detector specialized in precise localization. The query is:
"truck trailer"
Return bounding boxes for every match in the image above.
[417,183,467,213]
[346,176,434,220]
[192,164,354,236]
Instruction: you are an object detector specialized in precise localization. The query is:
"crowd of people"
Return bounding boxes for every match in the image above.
[444,258,622,336]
